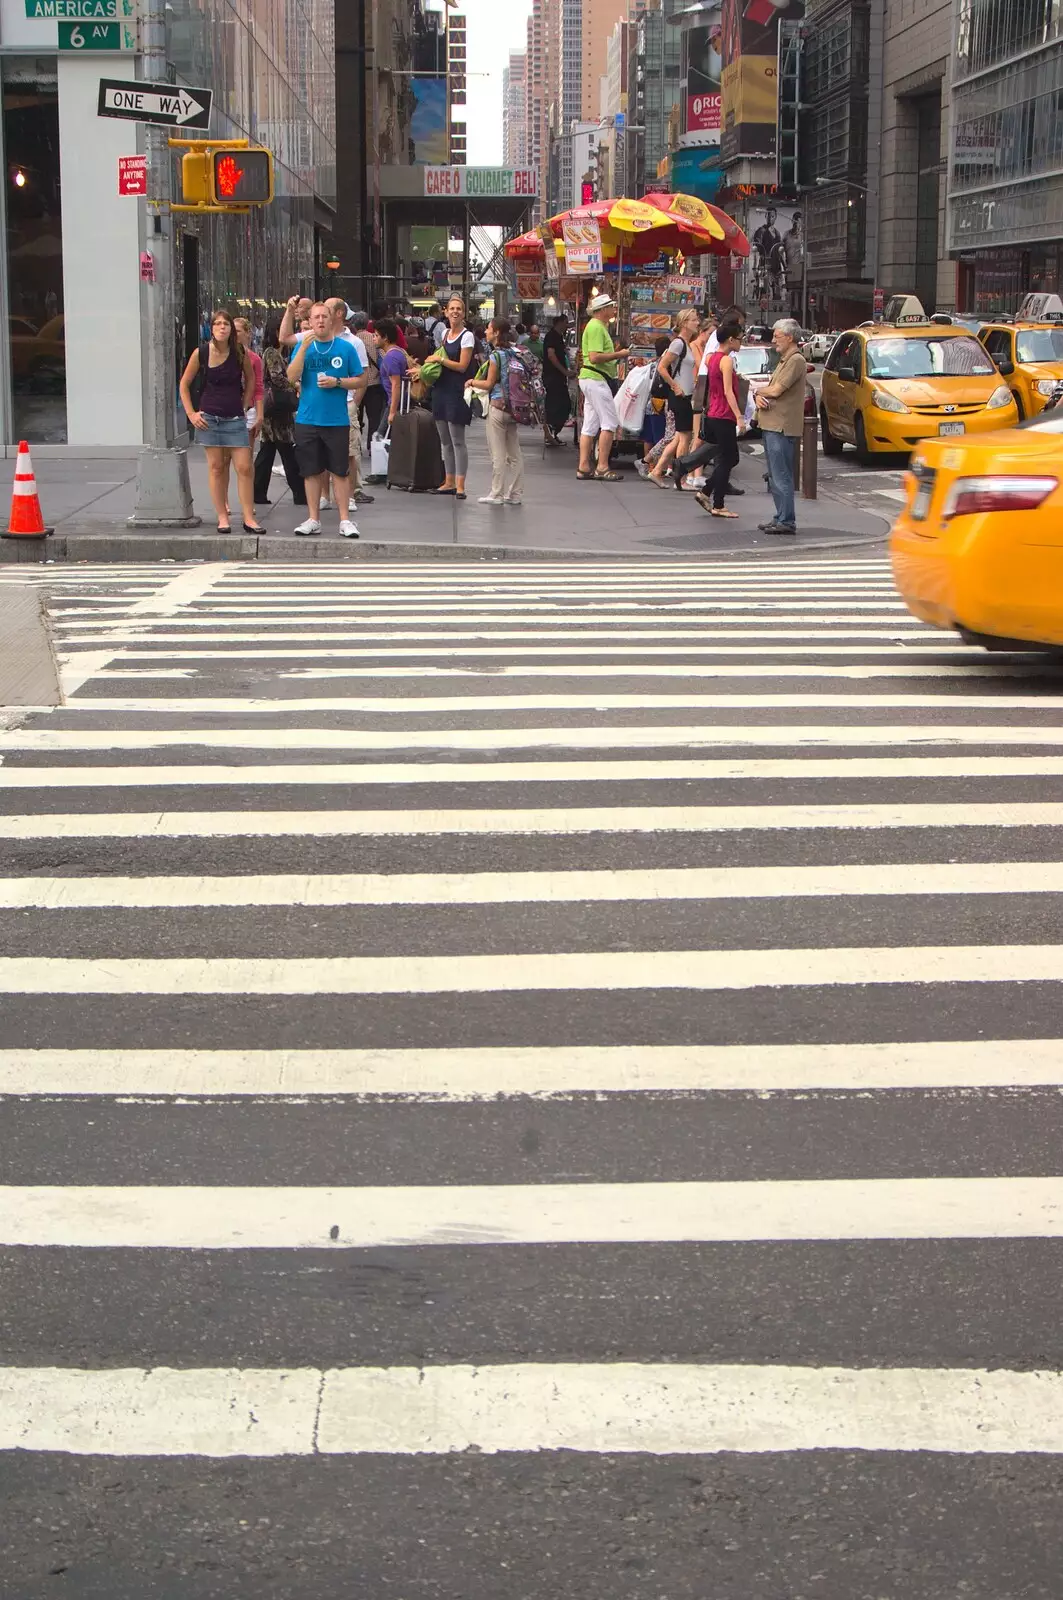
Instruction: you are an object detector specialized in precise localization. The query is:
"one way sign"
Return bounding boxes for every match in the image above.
[97,78,212,129]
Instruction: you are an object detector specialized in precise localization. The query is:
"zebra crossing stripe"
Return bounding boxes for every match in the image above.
[3,861,1063,909]
[2,945,1063,994]
[4,1177,1063,1247]
[5,1362,1063,1457]
[4,756,1063,787]
[50,693,1063,712]
[2,1040,1060,1097]
[0,802,1058,839]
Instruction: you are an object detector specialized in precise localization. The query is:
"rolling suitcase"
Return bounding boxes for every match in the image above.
[386,380,444,493]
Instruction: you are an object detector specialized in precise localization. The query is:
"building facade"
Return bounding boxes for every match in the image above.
[0,0,336,446]
[503,52,529,168]
[633,0,682,194]
[947,0,1063,311]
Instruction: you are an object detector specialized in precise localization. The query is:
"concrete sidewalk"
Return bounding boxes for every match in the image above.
[0,428,890,563]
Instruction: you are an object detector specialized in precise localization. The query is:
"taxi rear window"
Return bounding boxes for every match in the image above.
[865,336,995,380]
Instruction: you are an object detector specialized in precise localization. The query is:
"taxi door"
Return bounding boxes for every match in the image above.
[824,333,862,442]
[980,327,1024,415]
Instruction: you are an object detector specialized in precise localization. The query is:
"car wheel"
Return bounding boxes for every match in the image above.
[854,412,872,465]
[820,405,843,456]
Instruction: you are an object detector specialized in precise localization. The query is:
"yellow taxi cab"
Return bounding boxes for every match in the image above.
[820,322,1018,462]
[979,322,1063,419]
[890,409,1063,649]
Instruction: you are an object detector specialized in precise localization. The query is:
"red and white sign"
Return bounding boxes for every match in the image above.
[118,155,147,197]
[687,93,721,135]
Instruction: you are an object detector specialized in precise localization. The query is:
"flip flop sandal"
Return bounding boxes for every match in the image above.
[710,507,740,518]
[594,471,623,482]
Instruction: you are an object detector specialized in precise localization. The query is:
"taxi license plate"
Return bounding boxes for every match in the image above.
[938,421,965,435]
[910,483,932,520]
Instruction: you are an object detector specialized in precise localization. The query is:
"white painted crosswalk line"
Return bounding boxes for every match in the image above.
[48,692,1063,711]
[0,801,1060,839]
[3,1040,1061,1097]
[6,1363,1063,1457]
[4,1177,1063,1248]
[2,944,1062,995]
[3,860,1063,908]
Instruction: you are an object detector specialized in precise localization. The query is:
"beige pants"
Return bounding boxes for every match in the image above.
[486,406,525,501]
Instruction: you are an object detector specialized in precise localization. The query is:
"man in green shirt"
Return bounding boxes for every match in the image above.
[577,292,636,481]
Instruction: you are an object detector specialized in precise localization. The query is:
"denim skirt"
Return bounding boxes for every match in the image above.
[199,413,250,448]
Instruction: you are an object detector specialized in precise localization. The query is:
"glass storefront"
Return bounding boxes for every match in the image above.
[166,0,335,360]
[3,57,65,443]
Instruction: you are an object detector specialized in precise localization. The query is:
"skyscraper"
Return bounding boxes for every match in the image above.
[503,51,529,168]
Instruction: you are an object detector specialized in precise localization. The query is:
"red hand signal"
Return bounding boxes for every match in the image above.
[215,155,244,199]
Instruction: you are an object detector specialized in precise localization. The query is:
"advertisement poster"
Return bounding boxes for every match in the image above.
[515,270,544,301]
[561,215,604,276]
[411,77,448,166]
[747,202,803,315]
[721,0,804,162]
[686,18,722,138]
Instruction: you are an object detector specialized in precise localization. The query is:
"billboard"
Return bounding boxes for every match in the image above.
[411,76,448,166]
[720,0,803,162]
[747,201,804,316]
[686,19,722,139]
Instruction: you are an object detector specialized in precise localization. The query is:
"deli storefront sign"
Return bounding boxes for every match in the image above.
[424,167,538,199]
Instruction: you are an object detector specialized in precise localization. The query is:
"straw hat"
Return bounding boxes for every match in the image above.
[587,292,616,313]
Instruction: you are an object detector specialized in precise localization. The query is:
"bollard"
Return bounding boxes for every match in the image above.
[801,410,819,500]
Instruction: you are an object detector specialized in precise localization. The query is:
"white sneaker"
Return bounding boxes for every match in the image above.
[271,462,286,477]
[634,459,649,478]
[687,475,707,490]
[320,495,332,511]
[504,498,522,506]
[339,519,360,539]
[478,495,505,505]
[348,497,359,513]
[293,518,322,536]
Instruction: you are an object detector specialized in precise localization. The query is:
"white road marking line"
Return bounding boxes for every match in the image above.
[4,1177,1063,1247]
[52,637,963,655]
[3,861,1062,910]
[4,724,1061,753]
[1,944,1061,996]
[52,612,916,629]
[125,563,228,616]
[6,1362,1063,1457]
[271,663,1062,679]
[57,651,117,696]
[54,693,1063,713]
[0,802,1055,840]
[3,1039,1060,1097]
[4,755,1063,787]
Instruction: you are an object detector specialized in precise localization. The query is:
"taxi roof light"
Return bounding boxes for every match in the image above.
[943,475,1058,520]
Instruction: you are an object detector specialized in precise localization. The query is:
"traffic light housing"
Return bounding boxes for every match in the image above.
[178,144,274,210]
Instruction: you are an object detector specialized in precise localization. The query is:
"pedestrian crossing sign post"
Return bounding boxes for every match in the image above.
[171,137,274,214]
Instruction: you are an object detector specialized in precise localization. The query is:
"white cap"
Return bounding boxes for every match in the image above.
[587,292,616,313]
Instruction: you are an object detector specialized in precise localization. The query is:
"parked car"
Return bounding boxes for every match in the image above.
[820,323,1017,462]
[890,409,1063,650]
[9,314,65,391]
[807,330,835,362]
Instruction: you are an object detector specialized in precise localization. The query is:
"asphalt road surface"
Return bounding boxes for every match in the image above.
[3,555,1063,1597]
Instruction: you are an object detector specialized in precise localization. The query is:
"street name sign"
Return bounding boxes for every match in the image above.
[59,21,135,47]
[97,79,212,129]
[26,0,134,15]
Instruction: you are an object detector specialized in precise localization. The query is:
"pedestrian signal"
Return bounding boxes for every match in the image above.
[213,148,273,205]
[180,146,274,209]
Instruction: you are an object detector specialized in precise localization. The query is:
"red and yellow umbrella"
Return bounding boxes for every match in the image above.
[639,191,730,252]
[545,197,676,247]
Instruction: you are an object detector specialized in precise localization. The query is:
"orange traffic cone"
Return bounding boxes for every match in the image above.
[3,441,53,539]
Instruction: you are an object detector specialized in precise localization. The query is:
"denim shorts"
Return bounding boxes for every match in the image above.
[199,413,250,449]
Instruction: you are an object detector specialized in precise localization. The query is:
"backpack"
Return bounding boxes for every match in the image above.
[263,349,298,419]
[500,348,544,427]
[651,337,687,402]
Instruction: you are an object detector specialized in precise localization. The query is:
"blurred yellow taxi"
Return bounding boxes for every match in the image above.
[820,323,1018,462]
[979,322,1063,419]
[890,410,1063,649]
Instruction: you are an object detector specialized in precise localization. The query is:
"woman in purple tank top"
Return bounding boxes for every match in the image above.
[696,321,746,519]
[179,308,263,534]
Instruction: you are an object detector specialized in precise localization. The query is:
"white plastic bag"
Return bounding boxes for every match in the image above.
[370,430,390,480]
[615,363,654,433]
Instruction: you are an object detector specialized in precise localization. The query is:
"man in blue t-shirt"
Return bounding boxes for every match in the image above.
[287,302,366,537]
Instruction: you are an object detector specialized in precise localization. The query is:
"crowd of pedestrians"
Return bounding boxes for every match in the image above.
[183,289,806,540]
